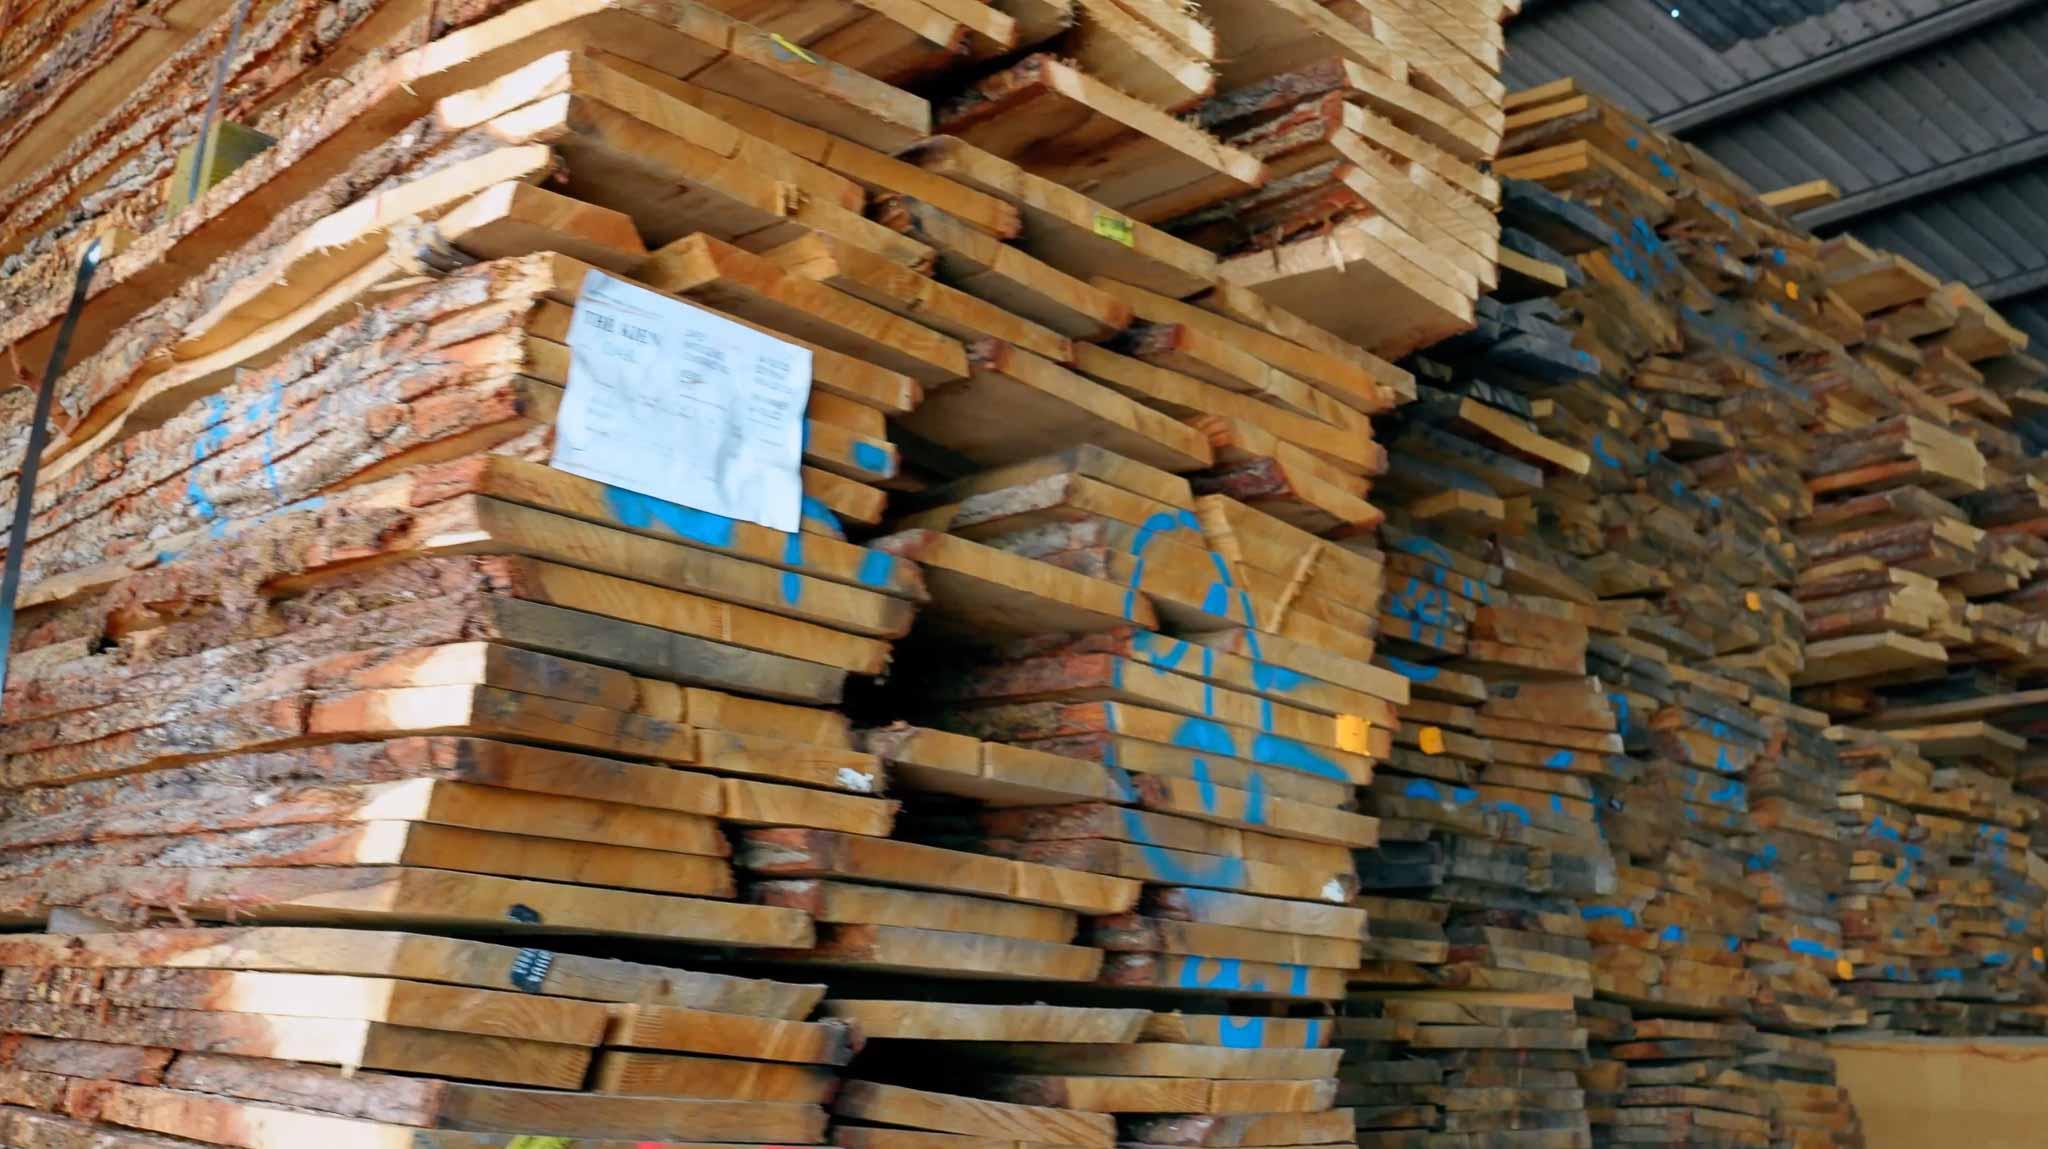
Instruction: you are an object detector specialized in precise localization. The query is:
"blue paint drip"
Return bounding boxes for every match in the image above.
[781,536,805,604]
[1173,717,1238,756]
[1252,661,1303,692]
[801,494,843,534]
[1382,656,1438,682]
[1591,434,1621,469]
[1123,809,1246,888]
[607,485,738,547]
[1218,1016,1266,1048]
[1177,956,1243,990]
[858,549,897,587]
[851,440,890,475]
[1192,758,1218,813]
[1251,733,1348,780]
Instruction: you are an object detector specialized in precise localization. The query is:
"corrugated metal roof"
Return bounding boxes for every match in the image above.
[1504,0,2048,322]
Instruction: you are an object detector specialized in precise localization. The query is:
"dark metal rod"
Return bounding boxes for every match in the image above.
[0,239,105,697]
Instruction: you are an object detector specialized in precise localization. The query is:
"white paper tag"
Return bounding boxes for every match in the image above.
[553,271,812,532]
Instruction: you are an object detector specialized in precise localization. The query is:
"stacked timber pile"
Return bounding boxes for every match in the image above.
[0,0,1517,1143]
[1792,234,2048,1036]
[1471,81,1887,1147]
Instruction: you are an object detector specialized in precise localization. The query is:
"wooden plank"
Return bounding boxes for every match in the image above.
[767,231,1075,361]
[835,1081,1117,1147]
[1,969,608,1046]
[739,828,1141,913]
[872,528,1162,636]
[820,1000,1148,1042]
[0,928,824,1015]
[36,867,813,947]
[750,879,1080,940]
[606,1003,858,1063]
[0,1001,589,1088]
[909,136,1219,298]
[934,55,1265,224]
[637,233,967,383]
[762,923,1106,979]
[897,340,1214,474]
[62,1079,828,1143]
[592,1050,839,1100]
[878,194,1134,340]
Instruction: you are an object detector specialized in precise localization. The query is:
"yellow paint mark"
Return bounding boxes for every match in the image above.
[1336,715,1371,754]
[1419,726,1445,755]
[769,33,817,62]
[1835,958,1853,980]
[1785,280,1800,300]
[1093,212,1136,247]
[1745,591,1761,611]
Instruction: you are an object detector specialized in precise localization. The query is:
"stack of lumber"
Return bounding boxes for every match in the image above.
[0,926,856,1145]
[0,0,1520,1143]
[1791,212,2048,1037]
[1474,83,1893,1146]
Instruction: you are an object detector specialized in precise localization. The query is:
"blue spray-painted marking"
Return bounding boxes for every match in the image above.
[1609,692,1631,735]
[1173,717,1239,756]
[245,380,287,499]
[1251,734,1348,780]
[1192,758,1218,813]
[1383,656,1438,682]
[858,550,897,587]
[1491,801,1531,825]
[1545,749,1575,770]
[1660,925,1683,942]
[1244,770,1267,826]
[1219,1016,1266,1048]
[1726,936,1741,952]
[1304,1019,1322,1047]
[1583,906,1638,925]
[1933,968,1964,983]
[781,535,805,604]
[1124,558,1148,620]
[1405,779,1442,801]
[1288,964,1309,996]
[1124,809,1246,887]
[1134,631,1190,672]
[1253,660,1303,693]
[1789,939,1837,960]
[186,393,233,524]
[851,441,890,474]
[801,494,843,534]
[1551,795,1565,816]
[1178,956,1244,990]
[1591,434,1621,469]
[607,485,738,547]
